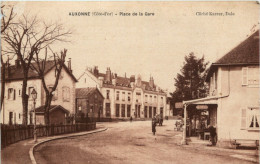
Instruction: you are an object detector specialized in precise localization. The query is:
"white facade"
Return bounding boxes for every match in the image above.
[1,66,76,124]
[77,67,167,119]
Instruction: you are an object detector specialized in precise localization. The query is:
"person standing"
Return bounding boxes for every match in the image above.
[152,117,156,135]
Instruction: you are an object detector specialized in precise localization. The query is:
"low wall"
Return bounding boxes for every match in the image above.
[1,123,96,148]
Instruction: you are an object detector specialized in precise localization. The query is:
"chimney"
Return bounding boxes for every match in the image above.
[125,72,126,78]
[67,58,72,73]
[130,75,135,88]
[115,73,117,78]
[93,66,99,76]
[130,75,135,82]
[149,76,154,88]
[105,67,111,82]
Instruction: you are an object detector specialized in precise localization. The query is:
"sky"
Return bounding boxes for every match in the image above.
[2,1,259,92]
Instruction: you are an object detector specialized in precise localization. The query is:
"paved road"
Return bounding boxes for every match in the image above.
[34,120,256,164]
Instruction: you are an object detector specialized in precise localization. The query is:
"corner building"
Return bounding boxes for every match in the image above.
[77,67,167,119]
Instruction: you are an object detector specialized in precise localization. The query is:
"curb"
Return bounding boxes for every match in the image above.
[29,128,108,164]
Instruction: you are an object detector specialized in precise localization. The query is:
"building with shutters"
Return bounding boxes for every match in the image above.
[182,30,259,147]
[1,59,77,125]
[77,67,167,119]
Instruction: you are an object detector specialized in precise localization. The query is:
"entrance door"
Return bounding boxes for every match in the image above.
[144,106,147,118]
[106,103,110,117]
[127,105,131,117]
[149,107,152,118]
[153,107,157,117]
[9,112,13,125]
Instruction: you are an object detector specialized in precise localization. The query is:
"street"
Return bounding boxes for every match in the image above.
[34,120,256,164]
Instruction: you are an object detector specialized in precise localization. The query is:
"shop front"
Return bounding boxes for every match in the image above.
[181,97,218,145]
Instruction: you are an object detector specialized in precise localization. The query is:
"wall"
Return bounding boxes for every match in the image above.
[43,68,76,114]
[49,109,66,125]
[1,79,42,124]
[217,66,259,143]
[76,91,104,118]
[76,69,167,119]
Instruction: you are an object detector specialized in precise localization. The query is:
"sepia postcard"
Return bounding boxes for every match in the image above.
[0,1,259,164]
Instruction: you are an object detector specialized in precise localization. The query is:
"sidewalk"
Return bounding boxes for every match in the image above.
[1,125,107,164]
[185,137,259,163]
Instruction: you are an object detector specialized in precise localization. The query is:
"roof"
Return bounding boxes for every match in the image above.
[215,30,259,65]
[206,30,259,81]
[76,87,104,99]
[87,70,165,93]
[34,105,70,114]
[5,60,77,82]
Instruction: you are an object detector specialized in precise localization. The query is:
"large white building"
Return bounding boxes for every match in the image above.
[1,59,77,125]
[77,67,167,119]
[183,30,259,147]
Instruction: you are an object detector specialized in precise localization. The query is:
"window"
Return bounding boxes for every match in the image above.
[149,95,152,102]
[122,92,125,101]
[18,89,21,97]
[242,67,259,86]
[128,93,131,101]
[116,91,120,100]
[241,107,260,130]
[136,92,141,102]
[145,95,148,103]
[48,86,58,101]
[106,90,110,99]
[161,97,163,104]
[248,67,259,85]
[62,87,70,102]
[154,96,157,103]
[8,88,15,100]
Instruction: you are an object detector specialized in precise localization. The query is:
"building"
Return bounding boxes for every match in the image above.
[76,87,104,119]
[77,67,167,119]
[183,30,259,147]
[1,59,77,125]
[166,96,173,117]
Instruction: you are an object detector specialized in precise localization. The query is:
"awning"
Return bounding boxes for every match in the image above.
[183,96,218,105]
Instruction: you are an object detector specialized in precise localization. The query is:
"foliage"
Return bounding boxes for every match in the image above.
[171,52,209,114]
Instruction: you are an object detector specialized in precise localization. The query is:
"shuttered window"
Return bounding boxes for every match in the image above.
[241,108,247,129]
[248,67,259,85]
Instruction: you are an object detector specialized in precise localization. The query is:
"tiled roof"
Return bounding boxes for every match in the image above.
[215,30,259,65]
[88,70,165,93]
[76,87,97,98]
[206,30,259,82]
[5,60,77,82]
[34,105,69,114]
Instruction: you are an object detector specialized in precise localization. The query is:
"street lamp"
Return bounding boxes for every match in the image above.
[31,88,37,143]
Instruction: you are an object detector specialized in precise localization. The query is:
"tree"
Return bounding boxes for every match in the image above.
[171,53,209,115]
[2,14,71,125]
[30,48,67,127]
[1,5,16,108]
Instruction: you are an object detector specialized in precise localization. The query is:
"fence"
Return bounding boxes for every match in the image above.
[1,122,96,148]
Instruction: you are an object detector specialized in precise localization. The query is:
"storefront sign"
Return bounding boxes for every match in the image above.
[175,102,183,109]
[196,105,208,110]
